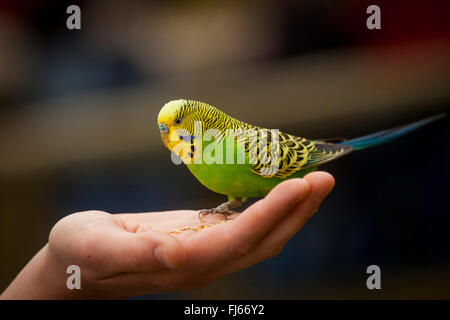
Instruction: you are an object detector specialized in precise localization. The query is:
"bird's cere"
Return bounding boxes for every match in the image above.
[169,121,281,176]
[159,123,168,133]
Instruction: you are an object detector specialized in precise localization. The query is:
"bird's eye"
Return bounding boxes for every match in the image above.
[175,118,182,125]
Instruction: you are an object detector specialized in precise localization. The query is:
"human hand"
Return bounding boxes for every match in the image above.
[1,171,334,299]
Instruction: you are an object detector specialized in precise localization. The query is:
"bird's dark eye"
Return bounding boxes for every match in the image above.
[175,118,182,125]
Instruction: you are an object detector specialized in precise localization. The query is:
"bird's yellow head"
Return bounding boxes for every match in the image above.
[157,99,197,151]
[158,99,234,154]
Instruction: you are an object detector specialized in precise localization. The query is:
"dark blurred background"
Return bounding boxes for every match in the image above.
[0,0,449,299]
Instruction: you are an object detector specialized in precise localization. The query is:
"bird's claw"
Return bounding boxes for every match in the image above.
[198,208,235,223]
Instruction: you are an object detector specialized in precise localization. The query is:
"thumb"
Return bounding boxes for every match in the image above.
[105,221,186,273]
[126,229,186,272]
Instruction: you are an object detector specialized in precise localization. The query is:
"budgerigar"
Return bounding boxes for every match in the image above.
[157,99,444,215]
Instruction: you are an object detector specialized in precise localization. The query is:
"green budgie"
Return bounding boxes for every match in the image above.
[157,99,444,214]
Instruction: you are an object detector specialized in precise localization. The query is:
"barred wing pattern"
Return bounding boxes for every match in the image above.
[222,126,349,178]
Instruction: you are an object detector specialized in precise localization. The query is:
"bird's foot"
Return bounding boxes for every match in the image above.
[198,208,235,223]
[198,197,246,223]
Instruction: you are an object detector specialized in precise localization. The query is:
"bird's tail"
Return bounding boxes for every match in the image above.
[339,113,446,150]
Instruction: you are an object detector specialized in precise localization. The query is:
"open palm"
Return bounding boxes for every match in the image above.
[45,171,334,299]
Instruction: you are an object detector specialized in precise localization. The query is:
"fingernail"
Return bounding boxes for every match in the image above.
[154,246,175,269]
[295,179,310,202]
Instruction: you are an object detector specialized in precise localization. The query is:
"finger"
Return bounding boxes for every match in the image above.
[230,178,311,248]
[259,171,335,248]
[85,221,186,276]
[205,171,334,278]
[122,228,187,272]
[184,178,310,268]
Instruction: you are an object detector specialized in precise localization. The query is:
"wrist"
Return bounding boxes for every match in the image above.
[1,244,81,299]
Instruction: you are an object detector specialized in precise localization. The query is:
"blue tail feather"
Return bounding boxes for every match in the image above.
[340,113,446,150]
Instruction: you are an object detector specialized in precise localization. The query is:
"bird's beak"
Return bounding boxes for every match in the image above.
[160,133,169,148]
[158,123,170,148]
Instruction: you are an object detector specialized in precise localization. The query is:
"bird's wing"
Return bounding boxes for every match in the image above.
[250,132,310,178]
[249,131,352,178]
[301,141,353,169]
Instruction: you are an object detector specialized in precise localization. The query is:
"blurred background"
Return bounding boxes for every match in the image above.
[0,0,449,299]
